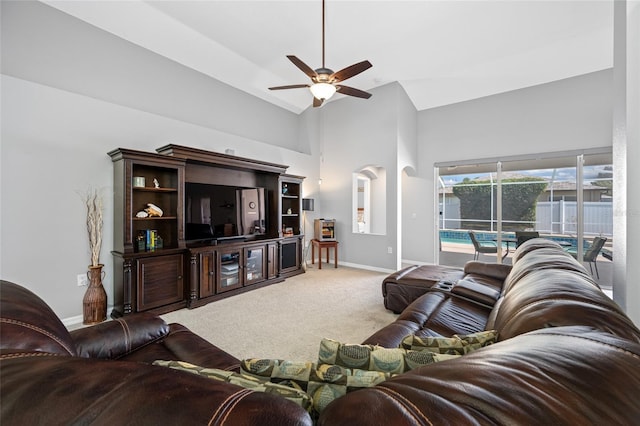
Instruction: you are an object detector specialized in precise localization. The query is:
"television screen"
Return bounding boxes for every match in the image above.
[185,183,266,241]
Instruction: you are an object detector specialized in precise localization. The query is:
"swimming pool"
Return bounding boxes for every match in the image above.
[439,230,577,247]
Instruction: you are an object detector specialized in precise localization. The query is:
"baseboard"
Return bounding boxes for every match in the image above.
[338,261,395,274]
[62,306,115,330]
[401,259,434,266]
[62,315,84,328]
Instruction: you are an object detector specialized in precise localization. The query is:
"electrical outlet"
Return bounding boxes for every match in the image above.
[387,246,393,254]
[77,274,88,287]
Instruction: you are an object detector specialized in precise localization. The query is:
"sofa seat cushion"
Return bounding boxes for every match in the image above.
[318,327,640,426]
[363,292,493,348]
[241,358,390,415]
[0,353,312,426]
[154,360,314,413]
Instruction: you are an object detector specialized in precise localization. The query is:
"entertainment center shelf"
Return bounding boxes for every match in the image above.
[108,145,304,317]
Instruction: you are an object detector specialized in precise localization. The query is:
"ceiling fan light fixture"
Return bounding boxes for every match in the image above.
[309,82,336,101]
[268,0,371,107]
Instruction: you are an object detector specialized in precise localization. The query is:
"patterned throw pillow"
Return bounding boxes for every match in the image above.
[153,360,313,413]
[241,358,389,414]
[318,338,460,374]
[400,330,498,355]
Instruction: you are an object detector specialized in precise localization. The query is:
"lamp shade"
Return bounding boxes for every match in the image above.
[302,198,315,211]
[309,83,336,101]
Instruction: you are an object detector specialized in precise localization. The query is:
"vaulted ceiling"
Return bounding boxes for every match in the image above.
[45,0,614,114]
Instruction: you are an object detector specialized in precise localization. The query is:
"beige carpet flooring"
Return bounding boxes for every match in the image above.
[161,266,398,363]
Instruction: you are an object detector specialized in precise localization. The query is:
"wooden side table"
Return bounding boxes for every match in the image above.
[311,239,339,269]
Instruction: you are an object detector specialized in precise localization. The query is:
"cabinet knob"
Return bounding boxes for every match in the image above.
[209,271,214,276]
[177,275,183,280]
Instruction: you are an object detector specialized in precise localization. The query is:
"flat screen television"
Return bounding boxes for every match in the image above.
[185,183,266,242]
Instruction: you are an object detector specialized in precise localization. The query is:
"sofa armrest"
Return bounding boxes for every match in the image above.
[70,313,169,359]
[464,261,512,281]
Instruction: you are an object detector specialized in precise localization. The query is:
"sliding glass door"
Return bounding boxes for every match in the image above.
[436,149,613,287]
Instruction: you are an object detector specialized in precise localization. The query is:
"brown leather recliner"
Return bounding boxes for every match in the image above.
[0,280,312,425]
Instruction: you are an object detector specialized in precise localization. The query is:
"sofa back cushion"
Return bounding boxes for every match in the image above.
[488,269,640,342]
[502,248,593,295]
[0,280,76,356]
[510,238,564,263]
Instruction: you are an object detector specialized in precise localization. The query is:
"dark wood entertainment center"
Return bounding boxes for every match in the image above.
[108,145,304,317]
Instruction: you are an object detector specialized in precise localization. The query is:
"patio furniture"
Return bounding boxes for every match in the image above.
[469,231,498,260]
[515,231,539,248]
[567,236,608,278]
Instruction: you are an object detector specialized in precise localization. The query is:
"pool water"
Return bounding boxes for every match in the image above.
[439,230,576,247]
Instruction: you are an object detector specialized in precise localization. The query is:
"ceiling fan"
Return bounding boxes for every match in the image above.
[269,0,372,108]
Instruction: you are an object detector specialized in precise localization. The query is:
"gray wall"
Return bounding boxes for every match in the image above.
[318,83,416,271]
[0,1,318,321]
[1,1,301,151]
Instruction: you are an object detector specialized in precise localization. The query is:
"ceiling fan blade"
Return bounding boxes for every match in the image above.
[313,97,324,108]
[330,60,372,82]
[287,55,317,79]
[268,84,310,91]
[336,85,372,99]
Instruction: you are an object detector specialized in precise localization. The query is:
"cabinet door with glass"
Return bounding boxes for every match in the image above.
[217,248,242,293]
[244,245,266,286]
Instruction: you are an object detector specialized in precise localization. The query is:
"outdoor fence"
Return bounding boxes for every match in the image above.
[439,199,613,237]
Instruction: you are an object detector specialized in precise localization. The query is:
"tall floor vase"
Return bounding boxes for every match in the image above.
[83,264,107,325]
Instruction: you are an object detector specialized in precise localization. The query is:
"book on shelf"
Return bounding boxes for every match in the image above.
[137,230,163,252]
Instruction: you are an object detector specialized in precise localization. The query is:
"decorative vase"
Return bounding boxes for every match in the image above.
[83,264,107,325]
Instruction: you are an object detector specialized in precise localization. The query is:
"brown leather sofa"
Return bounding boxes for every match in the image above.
[319,239,640,425]
[3,239,640,425]
[0,280,312,425]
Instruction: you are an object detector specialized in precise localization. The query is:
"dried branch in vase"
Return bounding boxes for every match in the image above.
[83,188,104,267]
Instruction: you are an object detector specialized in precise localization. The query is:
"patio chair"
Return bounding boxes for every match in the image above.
[468,231,498,260]
[515,231,539,248]
[567,236,608,279]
